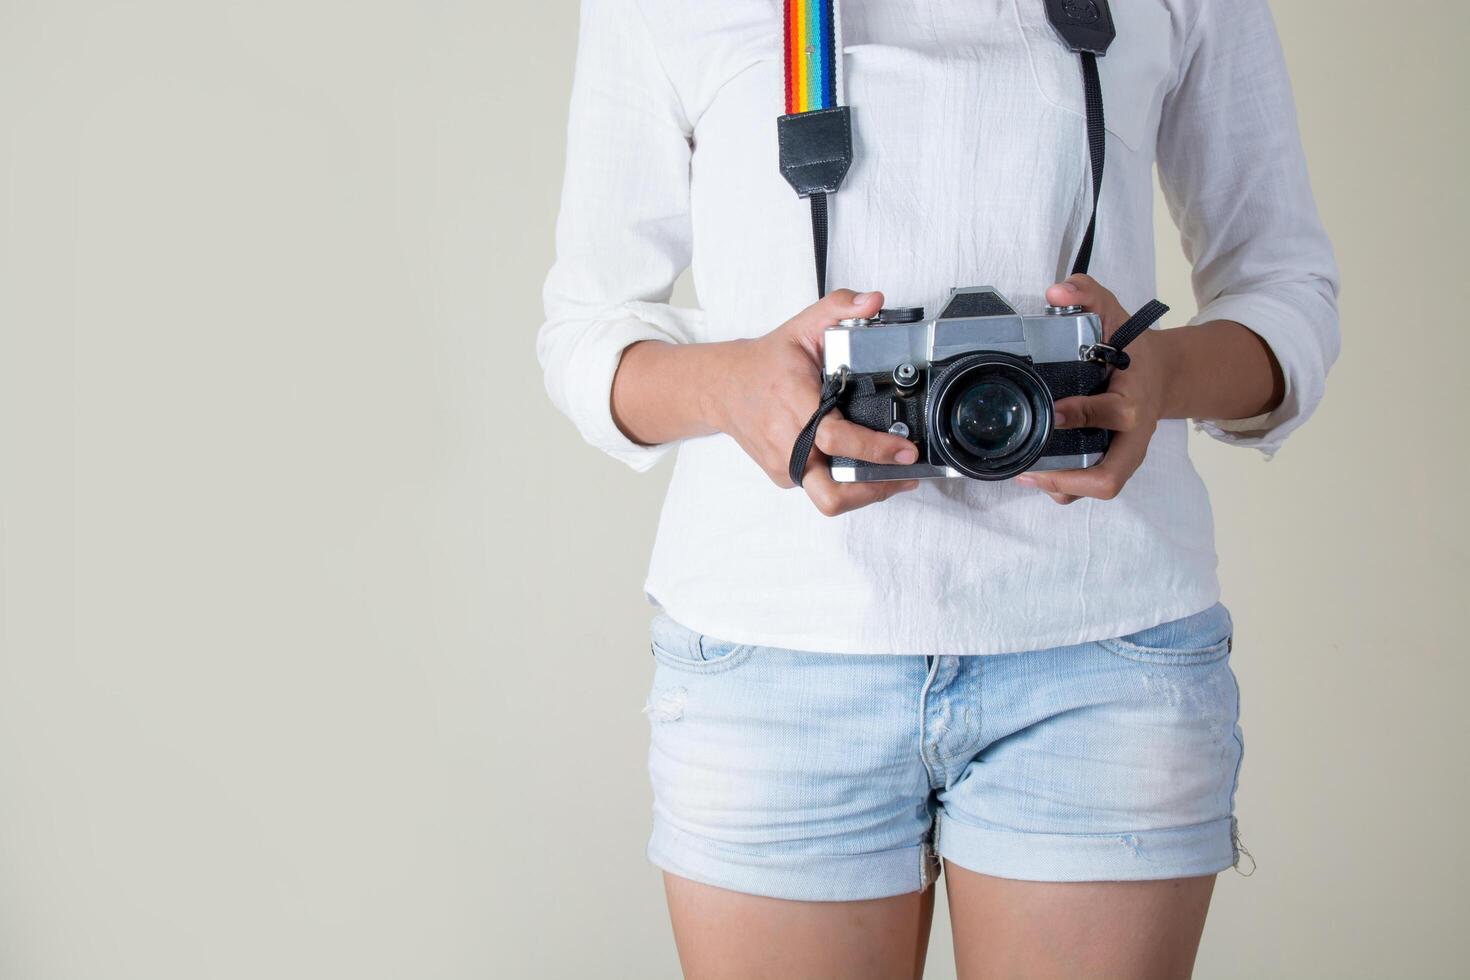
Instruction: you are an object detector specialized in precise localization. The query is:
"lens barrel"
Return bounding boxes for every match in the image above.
[927,352,1054,480]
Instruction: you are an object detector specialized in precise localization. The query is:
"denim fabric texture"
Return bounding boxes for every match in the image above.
[645,603,1243,901]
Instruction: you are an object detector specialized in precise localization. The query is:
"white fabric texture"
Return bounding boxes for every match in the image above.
[537,0,1339,655]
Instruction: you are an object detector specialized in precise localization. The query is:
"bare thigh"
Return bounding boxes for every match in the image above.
[945,862,1216,980]
[663,872,936,980]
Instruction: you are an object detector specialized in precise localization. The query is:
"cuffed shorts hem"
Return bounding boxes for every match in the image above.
[935,812,1238,883]
[648,818,937,902]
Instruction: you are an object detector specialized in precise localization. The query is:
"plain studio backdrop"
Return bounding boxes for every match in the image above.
[0,1,1465,977]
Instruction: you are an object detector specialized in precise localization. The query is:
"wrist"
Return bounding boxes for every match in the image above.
[1151,326,1194,421]
[1149,320,1285,422]
[690,338,749,435]
[611,339,725,446]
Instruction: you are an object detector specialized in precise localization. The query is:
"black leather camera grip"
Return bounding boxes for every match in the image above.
[828,375,926,473]
[1036,358,1111,458]
[826,362,1112,471]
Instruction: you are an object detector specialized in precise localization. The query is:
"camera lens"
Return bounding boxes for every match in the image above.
[927,353,1054,481]
[949,380,1032,458]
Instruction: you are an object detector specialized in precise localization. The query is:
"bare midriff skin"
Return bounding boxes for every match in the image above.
[614,276,1278,977]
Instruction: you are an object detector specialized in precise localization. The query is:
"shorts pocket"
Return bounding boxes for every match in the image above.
[649,612,756,674]
[1011,0,1174,153]
[1099,602,1234,665]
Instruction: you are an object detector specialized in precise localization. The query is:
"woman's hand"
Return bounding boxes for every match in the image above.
[1014,274,1170,505]
[611,288,920,517]
[707,289,921,516]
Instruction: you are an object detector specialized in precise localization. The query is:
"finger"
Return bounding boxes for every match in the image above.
[813,478,920,517]
[1013,425,1152,501]
[870,479,922,504]
[814,415,920,465]
[1053,392,1140,432]
[787,288,884,353]
[803,462,919,517]
[1045,490,1081,505]
[806,476,917,518]
[1045,275,1127,335]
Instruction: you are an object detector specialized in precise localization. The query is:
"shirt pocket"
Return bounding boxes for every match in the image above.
[1011,0,1175,153]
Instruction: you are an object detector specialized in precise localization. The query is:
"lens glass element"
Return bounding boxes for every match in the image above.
[927,352,1054,481]
[949,380,1032,459]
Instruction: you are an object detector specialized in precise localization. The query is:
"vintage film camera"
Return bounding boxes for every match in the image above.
[823,286,1114,482]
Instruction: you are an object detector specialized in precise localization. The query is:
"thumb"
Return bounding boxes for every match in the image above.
[786,288,884,351]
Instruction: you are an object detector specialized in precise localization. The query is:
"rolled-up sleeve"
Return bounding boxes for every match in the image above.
[536,0,702,471]
[1156,0,1341,457]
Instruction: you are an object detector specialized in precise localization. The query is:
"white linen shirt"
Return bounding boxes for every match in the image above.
[537,0,1339,655]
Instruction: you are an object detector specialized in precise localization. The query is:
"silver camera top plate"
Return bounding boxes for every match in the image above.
[822,286,1103,377]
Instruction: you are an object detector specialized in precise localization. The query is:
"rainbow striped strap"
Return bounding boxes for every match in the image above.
[776,0,852,201]
[784,0,844,115]
[777,0,852,296]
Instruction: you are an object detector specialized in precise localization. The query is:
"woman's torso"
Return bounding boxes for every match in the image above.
[640,0,1218,654]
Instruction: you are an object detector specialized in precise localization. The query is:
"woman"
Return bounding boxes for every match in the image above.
[538,0,1338,976]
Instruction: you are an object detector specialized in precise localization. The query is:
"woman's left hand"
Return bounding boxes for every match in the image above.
[1015,274,1170,505]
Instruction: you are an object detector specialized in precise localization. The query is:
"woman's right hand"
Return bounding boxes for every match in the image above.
[704,289,921,517]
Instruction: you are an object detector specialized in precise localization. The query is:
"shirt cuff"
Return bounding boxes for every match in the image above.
[556,314,679,472]
[1185,292,1327,459]
[540,299,707,472]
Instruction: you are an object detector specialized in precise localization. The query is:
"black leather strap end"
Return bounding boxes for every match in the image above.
[777,107,854,198]
[1043,0,1115,55]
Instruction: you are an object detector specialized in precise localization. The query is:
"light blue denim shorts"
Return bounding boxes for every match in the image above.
[644,603,1244,901]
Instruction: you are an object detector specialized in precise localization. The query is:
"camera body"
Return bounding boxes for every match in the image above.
[825,286,1112,482]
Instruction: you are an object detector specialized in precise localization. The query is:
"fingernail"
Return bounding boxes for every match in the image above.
[895,447,918,465]
[852,292,873,305]
[1053,409,1066,427]
[1056,281,1076,293]
[1015,475,1036,487]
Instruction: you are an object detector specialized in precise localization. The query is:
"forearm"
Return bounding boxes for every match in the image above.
[610,340,732,447]
[1154,319,1286,423]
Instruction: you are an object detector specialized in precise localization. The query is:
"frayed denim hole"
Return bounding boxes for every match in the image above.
[642,686,687,723]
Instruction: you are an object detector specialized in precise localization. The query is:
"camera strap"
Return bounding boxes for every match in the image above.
[1045,0,1116,275]
[777,0,852,298]
[788,369,849,486]
[776,1,1116,296]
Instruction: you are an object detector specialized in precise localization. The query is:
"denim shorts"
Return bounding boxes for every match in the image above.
[644,603,1244,901]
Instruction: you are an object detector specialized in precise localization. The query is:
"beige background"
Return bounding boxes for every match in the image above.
[0,0,1465,977]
